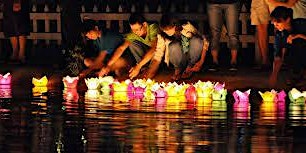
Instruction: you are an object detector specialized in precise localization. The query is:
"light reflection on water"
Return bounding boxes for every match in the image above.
[0,88,306,153]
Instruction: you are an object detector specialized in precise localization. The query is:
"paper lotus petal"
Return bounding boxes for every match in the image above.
[155,89,167,98]
[259,90,278,102]
[32,76,48,87]
[288,88,306,104]
[233,89,250,102]
[133,79,147,88]
[62,76,79,88]
[276,90,287,102]
[85,78,100,90]
[214,82,225,91]
[0,73,12,85]
[212,89,227,101]
[194,81,214,98]
[185,85,197,103]
[134,87,145,99]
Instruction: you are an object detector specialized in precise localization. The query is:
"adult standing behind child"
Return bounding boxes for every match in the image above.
[2,0,30,63]
[269,6,306,87]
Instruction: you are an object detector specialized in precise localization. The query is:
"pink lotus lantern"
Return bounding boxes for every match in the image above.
[0,73,12,85]
[63,88,79,102]
[185,85,197,103]
[62,76,79,88]
[32,76,48,87]
[85,77,100,90]
[276,90,287,102]
[150,82,167,98]
[133,79,146,99]
[233,89,251,102]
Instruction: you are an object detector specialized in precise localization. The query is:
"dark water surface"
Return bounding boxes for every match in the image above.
[1,84,306,153]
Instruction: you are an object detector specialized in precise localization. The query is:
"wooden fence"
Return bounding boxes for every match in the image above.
[0,3,274,49]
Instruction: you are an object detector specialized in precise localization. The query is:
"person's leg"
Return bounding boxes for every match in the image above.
[128,40,150,63]
[256,24,269,66]
[9,37,19,60]
[224,3,239,66]
[18,36,27,62]
[169,41,184,80]
[207,3,223,65]
[182,37,203,79]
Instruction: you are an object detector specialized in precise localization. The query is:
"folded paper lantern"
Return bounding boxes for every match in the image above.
[194,81,214,98]
[85,77,100,90]
[276,90,287,102]
[63,88,79,102]
[0,73,12,85]
[134,86,145,99]
[32,76,48,87]
[62,76,79,88]
[258,90,277,102]
[164,82,188,97]
[112,80,134,99]
[288,88,306,104]
[212,83,227,101]
[212,100,227,112]
[99,76,114,95]
[197,97,212,107]
[233,89,251,102]
[185,85,197,103]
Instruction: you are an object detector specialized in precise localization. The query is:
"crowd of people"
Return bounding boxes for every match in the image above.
[1,0,306,88]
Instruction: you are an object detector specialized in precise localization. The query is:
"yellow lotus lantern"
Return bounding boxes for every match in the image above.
[194,81,214,98]
[85,77,100,90]
[32,76,48,87]
[164,82,187,97]
[258,90,277,102]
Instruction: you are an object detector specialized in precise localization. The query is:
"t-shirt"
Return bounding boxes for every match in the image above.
[125,23,159,47]
[274,18,306,57]
[93,30,124,55]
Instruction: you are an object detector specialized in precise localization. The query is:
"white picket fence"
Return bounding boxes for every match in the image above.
[0,3,274,49]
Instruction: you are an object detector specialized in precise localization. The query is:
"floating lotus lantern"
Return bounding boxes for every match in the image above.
[32,76,48,87]
[212,82,227,101]
[155,97,167,112]
[85,77,100,90]
[142,79,157,101]
[212,101,227,119]
[288,88,306,104]
[63,88,79,102]
[185,85,197,103]
[259,90,285,102]
[62,76,79,88]
[194,81,214,98]
[197,97,212,107]
[164,82,188,97]
[133,79,147,99]
[85,89,100,101]
[112,80,134,101]
[99,76,114,95]
[0,73,12,85]
[151,82,167,98]
[233,89,250,102]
